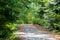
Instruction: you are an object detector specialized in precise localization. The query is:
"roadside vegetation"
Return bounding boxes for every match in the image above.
[0,0,60,40]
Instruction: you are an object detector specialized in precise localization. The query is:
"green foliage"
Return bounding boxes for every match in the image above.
[18,0,60,34]
[0,0,60,39]
[36,0,60,31]
[0,0,20,40]
[17,0,60,33]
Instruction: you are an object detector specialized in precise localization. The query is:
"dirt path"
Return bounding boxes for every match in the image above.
[15,24,56,40]
[34,24,60,40]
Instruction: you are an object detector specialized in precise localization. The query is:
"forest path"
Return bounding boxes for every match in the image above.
[15,24,56,40]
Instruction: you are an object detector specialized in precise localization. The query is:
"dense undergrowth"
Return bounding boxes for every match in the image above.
[0,0,20,40]
[18,0,60,34]
[0,0,60,40]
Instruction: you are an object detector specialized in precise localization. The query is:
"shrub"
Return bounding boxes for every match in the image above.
[0,0,20,40]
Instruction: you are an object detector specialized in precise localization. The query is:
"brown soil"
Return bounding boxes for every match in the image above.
[34,24,60,40]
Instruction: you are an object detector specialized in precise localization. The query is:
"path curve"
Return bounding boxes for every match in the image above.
[15,24,56,40]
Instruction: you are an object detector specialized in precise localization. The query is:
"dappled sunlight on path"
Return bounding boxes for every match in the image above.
[15,24,56,40]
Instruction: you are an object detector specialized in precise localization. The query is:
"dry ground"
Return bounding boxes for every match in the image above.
[34,24,60,40]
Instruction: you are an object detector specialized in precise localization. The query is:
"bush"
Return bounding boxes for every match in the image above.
[0,0,20,40]
[35,0,60,32]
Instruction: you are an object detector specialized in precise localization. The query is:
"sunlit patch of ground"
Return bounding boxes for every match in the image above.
[14,24,58,40]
